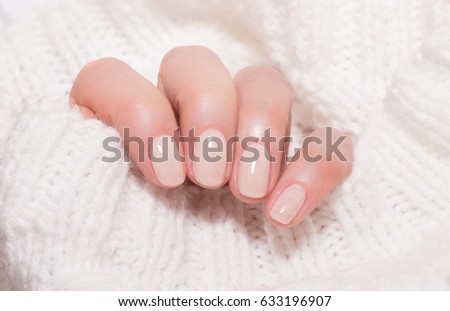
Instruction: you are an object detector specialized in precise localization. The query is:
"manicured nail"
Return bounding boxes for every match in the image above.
[269,184,306,225]
[238,143,270,198]
[152,135,185,187]
[193,129,227,188]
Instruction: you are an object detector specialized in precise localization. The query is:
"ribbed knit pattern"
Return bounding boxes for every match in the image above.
[0,0,449,290]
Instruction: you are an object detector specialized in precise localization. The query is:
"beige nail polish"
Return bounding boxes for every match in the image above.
[152,135,185,187]
[269,184,306,225]
[193,129,227,188]
[238,143,270,198]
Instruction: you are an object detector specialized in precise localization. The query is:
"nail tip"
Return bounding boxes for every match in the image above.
[269,210,292,225]
[240,189,267,199]
[195,177,225,189]
[160,176,185,188]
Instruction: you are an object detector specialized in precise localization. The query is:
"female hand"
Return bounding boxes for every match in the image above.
[70,46,352,227]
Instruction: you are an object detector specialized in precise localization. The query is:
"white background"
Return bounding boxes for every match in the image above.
[0,0,56,29]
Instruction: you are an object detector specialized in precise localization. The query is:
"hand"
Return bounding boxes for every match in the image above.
[69,46,352,227]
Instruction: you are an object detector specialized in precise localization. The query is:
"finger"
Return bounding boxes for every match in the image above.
[229,66,292,202]
[70,57,185,188]
[266,127,353,227]
[158,46,238,189]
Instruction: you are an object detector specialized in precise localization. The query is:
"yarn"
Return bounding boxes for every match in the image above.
[0,0,449,290]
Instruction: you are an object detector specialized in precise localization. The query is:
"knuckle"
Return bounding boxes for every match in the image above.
[235,66,292,101]
[78,57,125,77]
[235,66,293,115]
[71,57,126,104]
[236,66,285,82]
[161,45,216,69]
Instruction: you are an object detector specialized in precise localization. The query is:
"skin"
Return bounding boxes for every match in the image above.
[69,45,353,228]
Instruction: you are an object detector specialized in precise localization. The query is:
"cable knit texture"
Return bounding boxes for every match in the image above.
[0,0,449,290]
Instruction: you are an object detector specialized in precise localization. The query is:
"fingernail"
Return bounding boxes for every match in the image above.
[238,143,270,198]
[193,129,227,188]
[269,184,306,225]
[152,135,185,187]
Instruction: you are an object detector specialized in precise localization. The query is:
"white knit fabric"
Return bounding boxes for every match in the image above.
[0,0,449,290]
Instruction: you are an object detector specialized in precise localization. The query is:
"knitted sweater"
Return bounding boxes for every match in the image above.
[0,0,449,290]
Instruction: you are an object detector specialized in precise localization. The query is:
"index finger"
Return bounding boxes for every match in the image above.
[70,57,185,188]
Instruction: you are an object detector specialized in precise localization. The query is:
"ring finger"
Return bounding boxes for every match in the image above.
[229,66,292,203]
